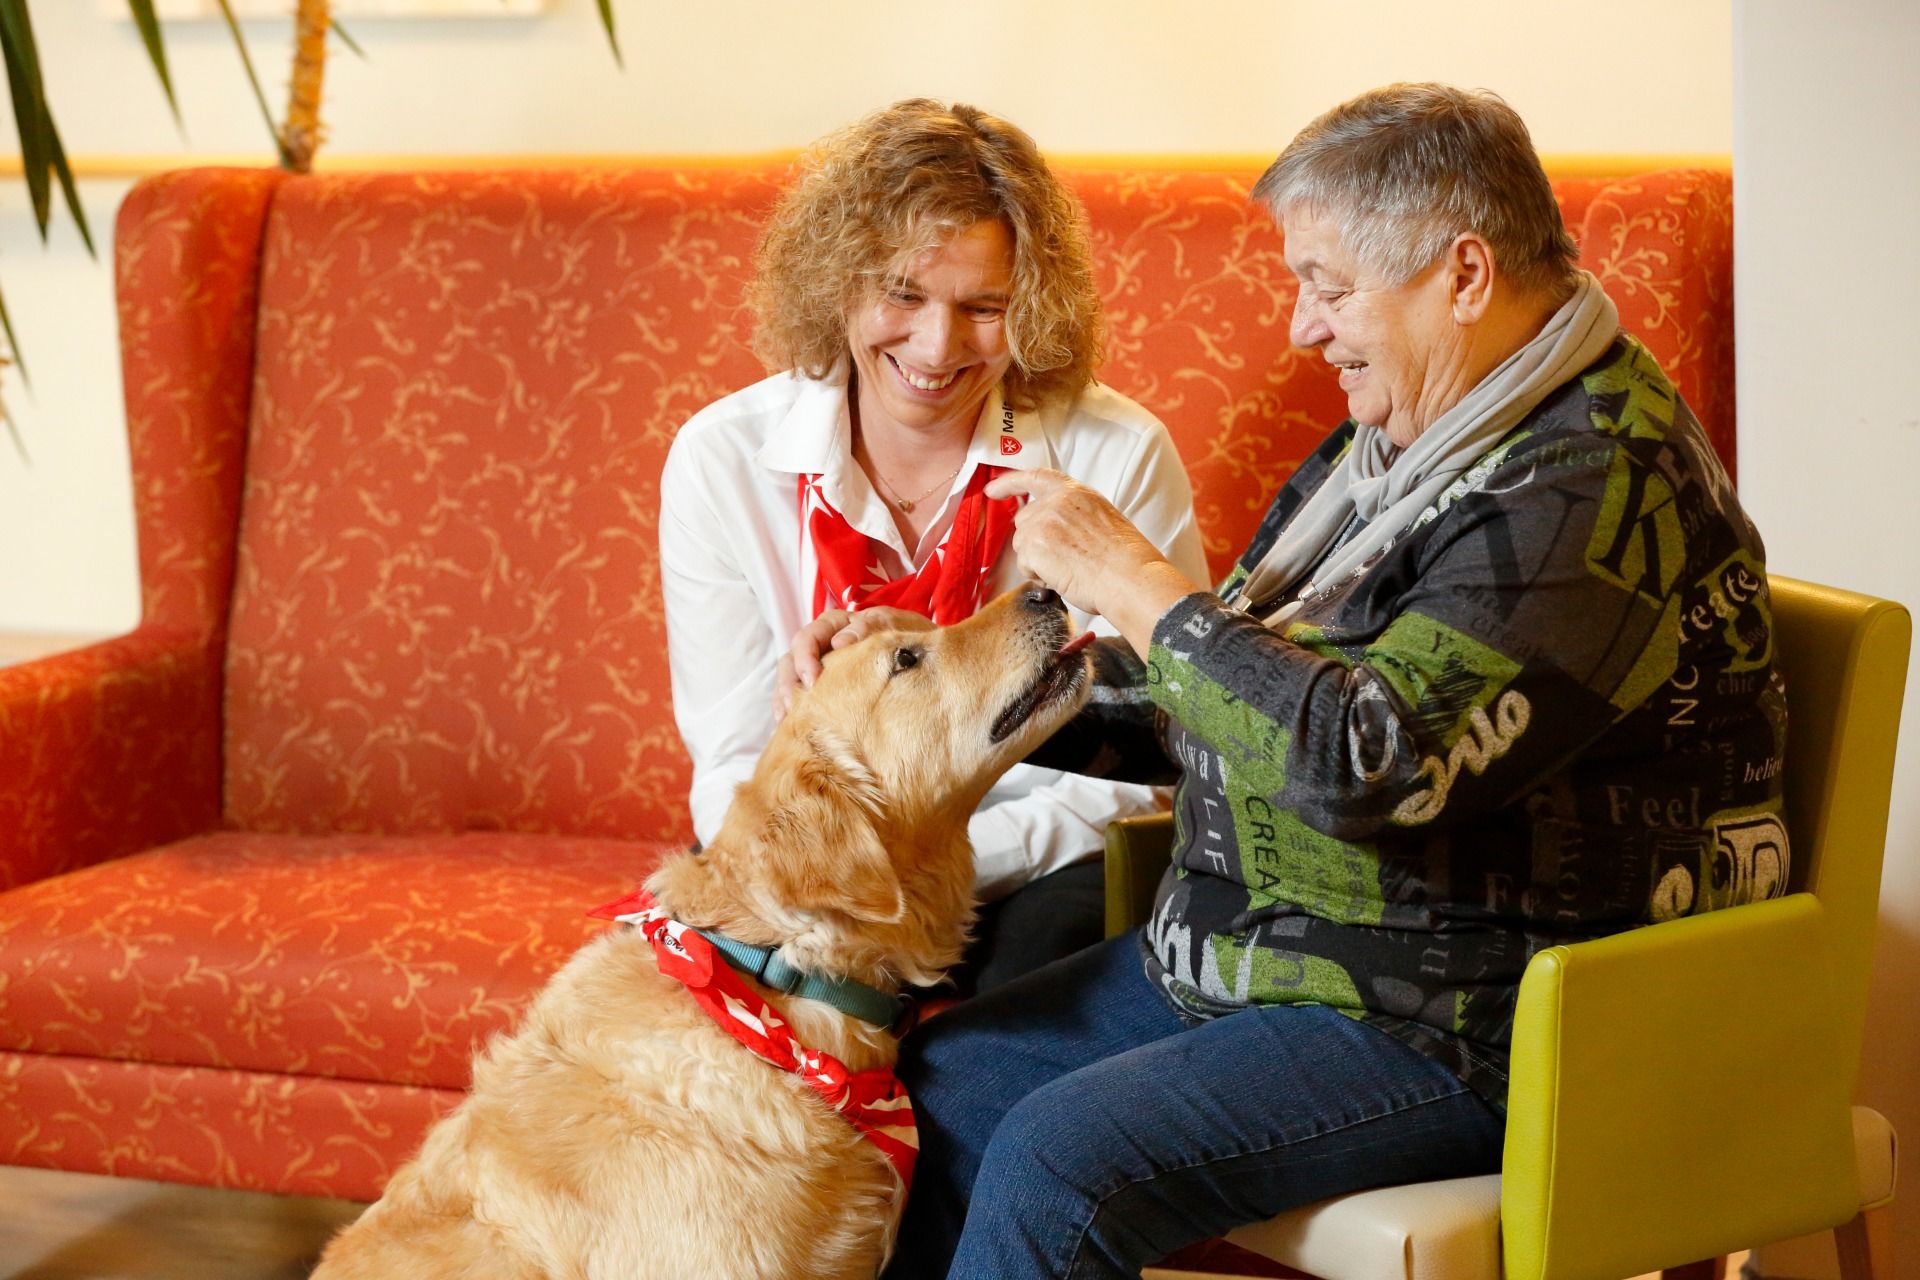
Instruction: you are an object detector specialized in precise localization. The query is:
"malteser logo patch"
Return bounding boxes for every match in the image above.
[999,403,1021,455]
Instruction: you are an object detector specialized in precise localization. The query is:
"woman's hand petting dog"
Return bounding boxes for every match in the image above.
[775,606,934,722]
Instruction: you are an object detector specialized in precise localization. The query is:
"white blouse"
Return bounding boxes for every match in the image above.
[658,366,1209,901]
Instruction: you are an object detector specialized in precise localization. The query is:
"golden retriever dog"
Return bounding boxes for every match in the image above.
[311,585,1094,1280]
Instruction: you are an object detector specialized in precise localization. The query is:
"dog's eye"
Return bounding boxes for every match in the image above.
[890,647,921,674]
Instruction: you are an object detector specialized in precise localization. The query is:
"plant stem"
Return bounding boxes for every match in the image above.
[283,0,330,174]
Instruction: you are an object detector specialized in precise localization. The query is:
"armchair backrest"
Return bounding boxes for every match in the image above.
[1500,577,1910,1279]
[1766,575,1912,1072]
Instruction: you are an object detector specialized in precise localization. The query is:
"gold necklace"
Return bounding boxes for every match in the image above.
[870,461,963,513]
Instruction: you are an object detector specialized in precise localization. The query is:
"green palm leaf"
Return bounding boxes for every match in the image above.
[333,17,366,60]
[12,2,90,253]
[47,126,93,258]
[124,0,180,122]
[0,278,25,459]
[0,279,25,395]
[0,0,56,241]
[209,0,294,168]
[597,0,621,68]
[0,0,105,393]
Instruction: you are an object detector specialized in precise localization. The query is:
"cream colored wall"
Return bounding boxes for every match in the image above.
[14,0,1736,159]
[0,0,1732,634]
[1736,3,1920,1277]
[0,177,135,638]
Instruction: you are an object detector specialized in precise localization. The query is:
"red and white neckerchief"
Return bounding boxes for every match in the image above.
[588,888,918,1187]
[799,463,1017,625]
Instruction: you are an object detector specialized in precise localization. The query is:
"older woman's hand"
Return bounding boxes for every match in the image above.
[773,606,935,722]
[986,469,1201,655]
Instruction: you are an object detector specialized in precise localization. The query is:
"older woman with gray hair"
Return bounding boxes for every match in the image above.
[872,84,1787,1279]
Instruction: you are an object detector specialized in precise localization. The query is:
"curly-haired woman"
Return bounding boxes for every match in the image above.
[659,99,1208,992]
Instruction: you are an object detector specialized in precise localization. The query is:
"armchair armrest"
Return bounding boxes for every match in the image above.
[0,624,223,890]
[1105,812,1174,937]
[1502,892,1861,1280]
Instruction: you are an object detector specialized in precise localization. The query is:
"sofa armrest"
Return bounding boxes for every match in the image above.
[1105,812,1175,937]
[1501,892,1860,1280]
[0,624,223,889]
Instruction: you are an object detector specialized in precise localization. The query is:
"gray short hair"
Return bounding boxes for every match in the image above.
[1253,83,1578,299]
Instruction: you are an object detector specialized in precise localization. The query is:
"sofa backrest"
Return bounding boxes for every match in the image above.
[194,163,1731,839]
[221,170,778,838]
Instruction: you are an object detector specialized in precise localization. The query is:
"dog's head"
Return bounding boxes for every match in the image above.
[789,584,1094,820]
[660,586,1093,988]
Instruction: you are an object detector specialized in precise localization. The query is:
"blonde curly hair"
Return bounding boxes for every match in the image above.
[750,99,1103,412]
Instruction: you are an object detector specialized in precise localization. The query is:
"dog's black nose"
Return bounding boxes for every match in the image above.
[1023,585,1061,610]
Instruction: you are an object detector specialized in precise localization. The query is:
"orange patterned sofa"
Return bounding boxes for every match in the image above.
[0,161,1732,1201]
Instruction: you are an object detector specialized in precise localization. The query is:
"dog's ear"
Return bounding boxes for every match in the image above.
[758,730,904,924]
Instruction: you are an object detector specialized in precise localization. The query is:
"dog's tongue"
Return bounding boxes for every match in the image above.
[1057,631,1096,657]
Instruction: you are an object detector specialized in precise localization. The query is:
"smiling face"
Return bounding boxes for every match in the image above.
[846,218,1017,442]
[1282,206,1466,448]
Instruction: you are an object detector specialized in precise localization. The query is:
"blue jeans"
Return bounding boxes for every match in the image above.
[883,933,1505,1280]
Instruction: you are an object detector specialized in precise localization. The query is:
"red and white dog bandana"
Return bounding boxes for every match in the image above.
[589,888,919,1187]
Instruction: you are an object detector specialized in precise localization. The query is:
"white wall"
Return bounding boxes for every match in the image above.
[0,0,1732,634]
[1735,3,1920,1276]
[0,178,137,637]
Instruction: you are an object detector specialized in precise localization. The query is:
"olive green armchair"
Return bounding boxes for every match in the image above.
[1109,575,1907,1280]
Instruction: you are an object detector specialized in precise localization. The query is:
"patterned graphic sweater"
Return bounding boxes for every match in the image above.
[1040,336,1788,1109]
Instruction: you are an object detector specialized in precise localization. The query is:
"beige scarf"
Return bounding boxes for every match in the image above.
[1229,271,1620,625]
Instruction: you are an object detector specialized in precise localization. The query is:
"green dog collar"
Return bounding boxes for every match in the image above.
[695,928,907,1030]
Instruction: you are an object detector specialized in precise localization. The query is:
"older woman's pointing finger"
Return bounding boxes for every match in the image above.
[985,468,1201,656]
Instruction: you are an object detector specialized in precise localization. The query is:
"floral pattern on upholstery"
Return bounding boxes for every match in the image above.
[0,831,668,1085]
[0,1055,460,1200]
[0,831,672,1194]
[1551,176,1618,236]
[1575,169,1736,477]
[0,169,286,891]
[1069,169,1349,580]
[222,170,784,840]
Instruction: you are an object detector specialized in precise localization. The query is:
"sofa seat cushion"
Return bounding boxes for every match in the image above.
[0,1051,461,1198]
[0,830,677,1090]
